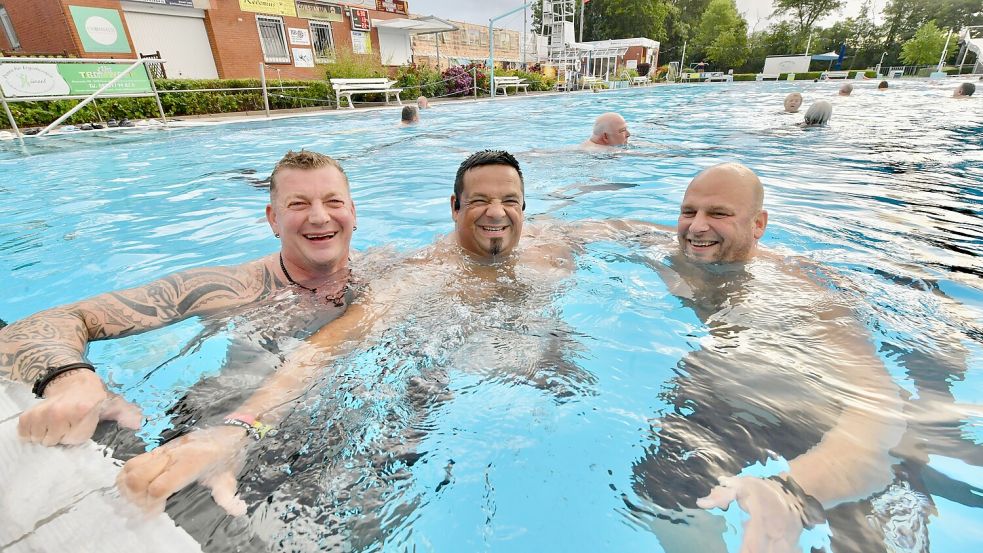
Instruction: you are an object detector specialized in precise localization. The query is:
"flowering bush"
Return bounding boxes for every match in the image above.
[442,63,487,96]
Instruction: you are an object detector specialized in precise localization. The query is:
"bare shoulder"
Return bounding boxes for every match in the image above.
[77,256,282,338]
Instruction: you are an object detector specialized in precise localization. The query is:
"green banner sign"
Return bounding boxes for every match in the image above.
[0,62,152,98]
[69,6,131,53]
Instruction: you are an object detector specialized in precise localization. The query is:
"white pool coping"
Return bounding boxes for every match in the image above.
[0,382,202,553]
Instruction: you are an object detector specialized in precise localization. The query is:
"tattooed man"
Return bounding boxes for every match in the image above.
[1,150,357,446]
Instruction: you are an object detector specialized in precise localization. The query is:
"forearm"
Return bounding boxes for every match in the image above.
[0,306,93,383]
[788,344,905,506]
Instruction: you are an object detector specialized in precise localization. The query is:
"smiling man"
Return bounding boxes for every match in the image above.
[2,150,358,447]
[677,163,767,264]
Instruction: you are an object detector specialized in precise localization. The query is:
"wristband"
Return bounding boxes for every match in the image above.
[222,413,275,440]
[32,362,96,398]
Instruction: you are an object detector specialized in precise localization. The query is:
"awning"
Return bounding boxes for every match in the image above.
[811,51,840,61]
[371,16,457,35]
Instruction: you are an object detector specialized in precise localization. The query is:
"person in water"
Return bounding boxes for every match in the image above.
[3,150,358,446]
[581,112,631,150]
[783,92,803,113]
[114,149,666,520]
[630,163,906,553]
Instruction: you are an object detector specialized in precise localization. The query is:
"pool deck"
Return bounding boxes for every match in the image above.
[0,382,202,553]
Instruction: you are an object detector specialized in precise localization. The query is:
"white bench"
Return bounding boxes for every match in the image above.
[755,73,780,81]
[581,75,605,91]
[821,70,850,80]
[705,72,732,82]
[631,76,649,86]
[493,76,529,96]
[329,78,403,109]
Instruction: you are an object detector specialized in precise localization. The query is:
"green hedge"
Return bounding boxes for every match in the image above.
[3,78,331,129]
[731,70,876,82]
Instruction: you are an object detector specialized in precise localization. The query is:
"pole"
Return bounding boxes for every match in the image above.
[489,18,496,97]
[144,62,169,126]
[937,29,953,72]
[37,58,148,137]
[1,90,21,139]
[260,63,271,118]
[522,4,527,68]
[804,33,812,56]
[487,2,535,98]
[876,51,887,76]
[436,33,441,70]
[579,0,584,43]
[679,40,687,82]
[473,67,478,99]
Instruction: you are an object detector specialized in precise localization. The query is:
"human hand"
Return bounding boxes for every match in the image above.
[117,425,250,516]
[697,475,806,553]
[17,368,143,446]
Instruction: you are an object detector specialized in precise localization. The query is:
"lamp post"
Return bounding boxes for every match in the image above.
[876,51,887,76]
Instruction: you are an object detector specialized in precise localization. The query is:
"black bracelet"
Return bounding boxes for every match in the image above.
[32,362,97,398]
[767,475,827,529]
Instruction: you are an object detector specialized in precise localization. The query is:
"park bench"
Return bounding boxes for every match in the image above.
[631,76,649,86]
[755,73,780,81]
[581,75,606,91]
[821,70,850,79]
[705,72,733,82]
[493,76,530,96]
[329,78,403,109]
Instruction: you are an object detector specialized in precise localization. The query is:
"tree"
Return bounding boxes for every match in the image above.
[694,0,748,70]
[772,0,845,37]
[582,0,673,42]
[900,20,947,65]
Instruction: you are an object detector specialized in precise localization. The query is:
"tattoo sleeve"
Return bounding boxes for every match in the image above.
[0,261,282,384]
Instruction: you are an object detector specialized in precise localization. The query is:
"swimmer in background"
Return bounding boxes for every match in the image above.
[783,92,803,113]
[580,112,631,150]
[801,100,832,127]
[877,80,889,90]
[839,83,853,96]
[400,105,419,125]
[953,82,975,98]
[417,96,430,109]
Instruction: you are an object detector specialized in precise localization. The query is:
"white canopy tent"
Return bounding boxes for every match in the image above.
[371,16,457,66]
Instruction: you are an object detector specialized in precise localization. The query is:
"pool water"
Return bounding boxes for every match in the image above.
[1,79,981,553]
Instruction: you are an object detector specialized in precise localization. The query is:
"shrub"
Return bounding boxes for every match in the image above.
[395,64,447,99]
[442,63,488,96]
[637,62,651,76]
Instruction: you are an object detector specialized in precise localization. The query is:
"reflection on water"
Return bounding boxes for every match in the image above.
[1,79,981,552]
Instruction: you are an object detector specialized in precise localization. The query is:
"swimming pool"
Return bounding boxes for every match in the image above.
[1,78,981,552]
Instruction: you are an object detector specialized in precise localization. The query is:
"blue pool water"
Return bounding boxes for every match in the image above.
[1,79,982,552]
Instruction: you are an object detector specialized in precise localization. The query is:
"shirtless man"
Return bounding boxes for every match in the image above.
[632,163,905,553]
[581,112,631,150]
[2,150,357,447]
[114,150,664,518]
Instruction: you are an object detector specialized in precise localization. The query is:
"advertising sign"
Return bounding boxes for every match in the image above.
[292,48,315,67]
[350,8,370,31]
[68,6,131,53]
[127,0,195,7]
[289,27,311,45]
[296,1,343,21]
[238,0,297,17]
[0,63,153,98]
[350,31,371,54]
[375,0,407,15]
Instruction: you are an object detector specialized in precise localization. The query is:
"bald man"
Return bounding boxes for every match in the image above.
[631,162,907,553]
[581,112,630,150]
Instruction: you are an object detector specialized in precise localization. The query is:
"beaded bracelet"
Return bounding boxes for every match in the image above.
[32,362,96,398]
[222,413,275,441]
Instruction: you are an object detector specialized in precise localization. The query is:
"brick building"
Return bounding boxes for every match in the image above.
[0,0,419,79]
[410,19,539,71]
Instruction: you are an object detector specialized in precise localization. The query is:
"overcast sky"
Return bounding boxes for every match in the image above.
[408,0,881,32]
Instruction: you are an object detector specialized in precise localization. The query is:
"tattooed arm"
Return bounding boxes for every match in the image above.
[1,258,284,445]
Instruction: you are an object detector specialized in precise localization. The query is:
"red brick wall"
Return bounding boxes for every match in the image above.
[204,3,404,79]
[1,0,77,55]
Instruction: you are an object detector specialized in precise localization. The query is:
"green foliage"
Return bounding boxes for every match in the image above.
[695,0,748,70]
[583,0,671,42]
[4,79,331,129]
[395,65,447,99]
[772,0,846,36]
[730,70,875,81]
[900,20,947,65]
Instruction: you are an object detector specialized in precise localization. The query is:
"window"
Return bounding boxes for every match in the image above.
[256,15,289,63]
[0,6,20,50]
[309,21,334,64]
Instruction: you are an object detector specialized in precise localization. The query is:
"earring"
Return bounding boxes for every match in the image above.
[353,225,358,231]
[274,232,280,238]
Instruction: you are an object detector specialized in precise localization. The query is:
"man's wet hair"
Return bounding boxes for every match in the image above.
[269,150,347,195]
[804,100,833,126]
[958,82,976,96]
[878,80,889,89]
[401,105,418,122]
[453,150,525,211]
